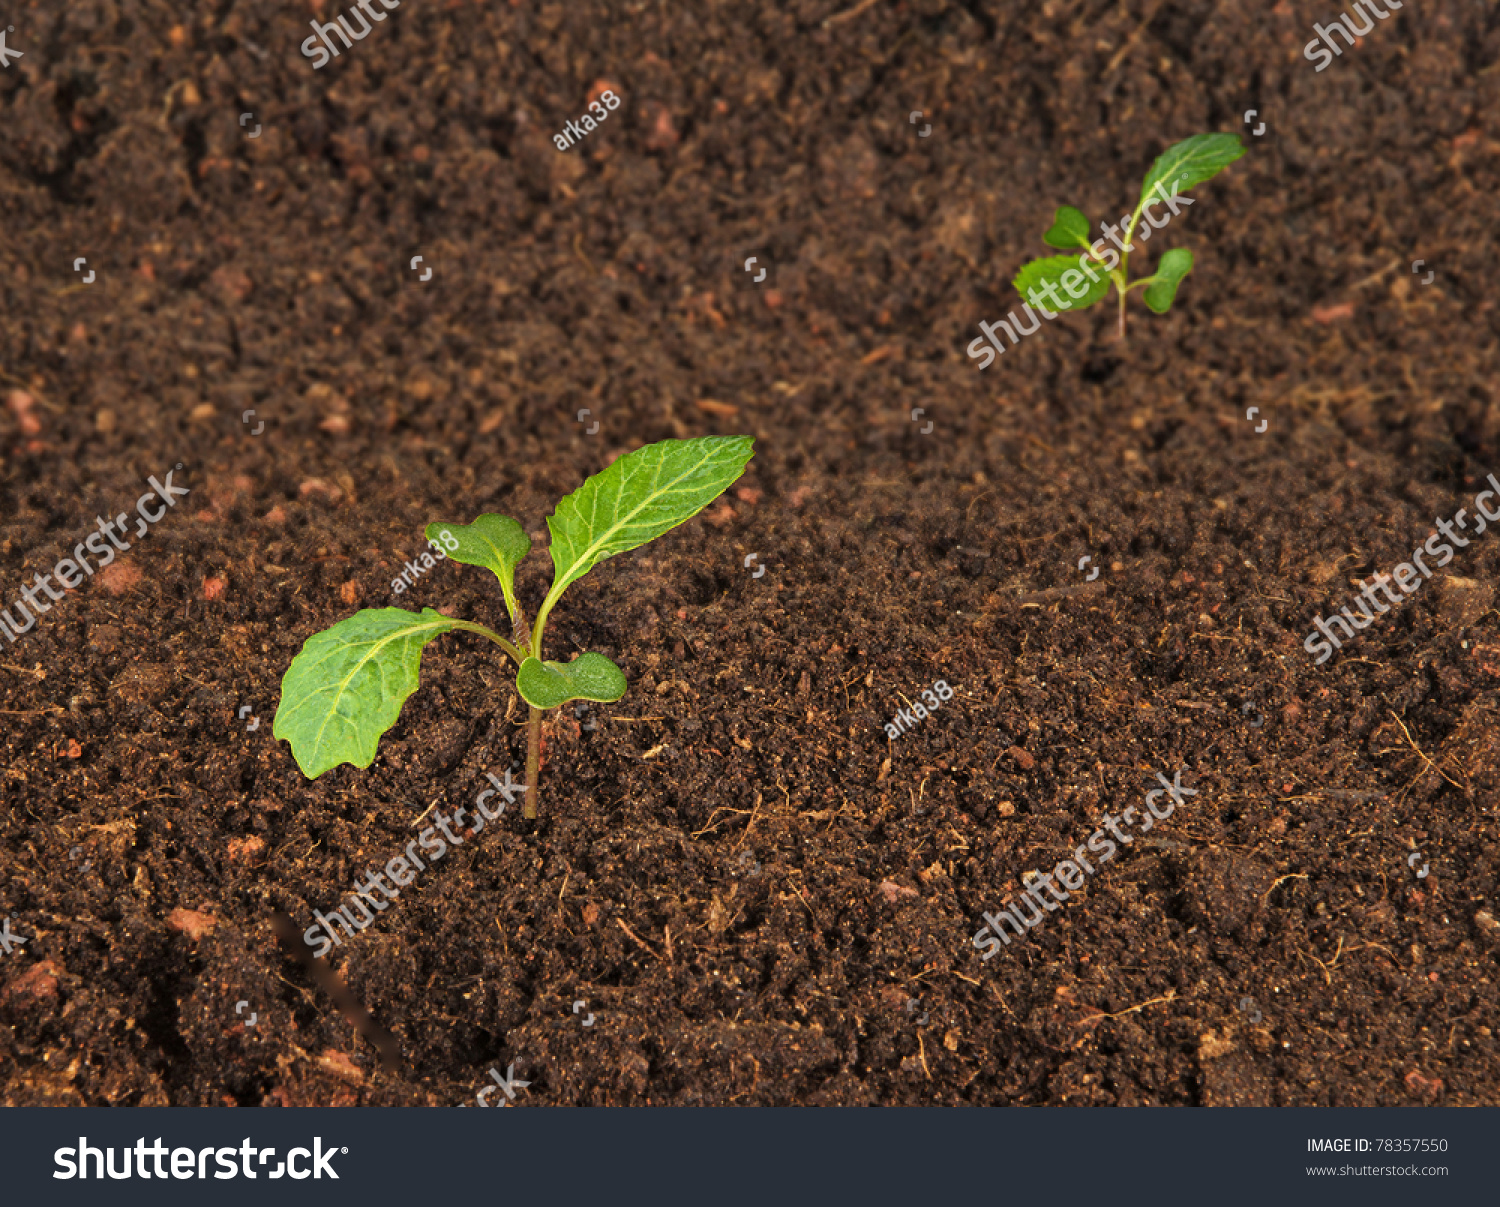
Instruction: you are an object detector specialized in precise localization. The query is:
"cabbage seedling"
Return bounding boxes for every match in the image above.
[273,435,755,818]
[1013,132,1245,339]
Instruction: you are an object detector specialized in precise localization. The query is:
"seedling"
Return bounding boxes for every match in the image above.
[273,436,755,818]
[1014,132,1245,339]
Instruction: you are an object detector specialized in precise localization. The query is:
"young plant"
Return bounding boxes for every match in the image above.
[1014,132,1245,340]
[272,435,755,818]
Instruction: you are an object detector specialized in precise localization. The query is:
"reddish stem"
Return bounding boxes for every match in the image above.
[524,704,542,819]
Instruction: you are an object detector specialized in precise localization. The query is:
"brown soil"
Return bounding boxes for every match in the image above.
[2,0,1498,1107]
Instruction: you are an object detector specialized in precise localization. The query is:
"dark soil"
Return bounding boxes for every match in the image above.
[2,0,1498,1107]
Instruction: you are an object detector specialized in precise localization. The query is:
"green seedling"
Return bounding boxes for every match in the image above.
[273,435,755,818]
[1015,132,1245,339]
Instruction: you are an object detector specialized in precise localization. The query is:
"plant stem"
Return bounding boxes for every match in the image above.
[1108,267,1130,342]
[524,704,541,819]
[520,601,556,821]
[449,614,540,815]
[1115,199,1151,342]
[447,618,526,666]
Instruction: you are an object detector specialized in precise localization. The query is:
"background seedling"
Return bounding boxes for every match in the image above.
[273,436,755,818]
[1015,132,1245,339]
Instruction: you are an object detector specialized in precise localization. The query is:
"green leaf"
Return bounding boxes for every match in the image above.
[516,652,628,710]
[1139,133,1245,210]
[1142,247,1195,314]
[273,607,459,778]
[1012,254,1113,314]
[543,435,754,607]
[426,515,531,624]
[1042,205,1092,250]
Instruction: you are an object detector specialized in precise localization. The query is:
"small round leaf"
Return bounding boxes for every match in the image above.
[516,652,628,710]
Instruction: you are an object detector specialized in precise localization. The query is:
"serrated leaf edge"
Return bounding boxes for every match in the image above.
[1042,205,1092,250]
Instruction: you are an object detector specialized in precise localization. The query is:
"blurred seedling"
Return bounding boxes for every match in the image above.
[1014,132,1245,339]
